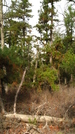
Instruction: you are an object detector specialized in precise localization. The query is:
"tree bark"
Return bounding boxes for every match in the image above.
[0,95,5,114]
[1,79,5,96]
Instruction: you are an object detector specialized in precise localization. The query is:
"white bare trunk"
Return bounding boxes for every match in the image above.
[50,55,52,64]
[64,77,67,85]
[33,60,38,83]
[70,74,73,83]
[0,95,5,113]
[0,0,4,49]
[49,41,53,64]
[0,0,8,96]
[14,68,27,113]
[33,46,39,83]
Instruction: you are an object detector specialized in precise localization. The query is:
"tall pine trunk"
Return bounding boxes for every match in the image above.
[33,46,39,83]
[0,0,4,49]
[49,1,53,64]
[0,0,6,113]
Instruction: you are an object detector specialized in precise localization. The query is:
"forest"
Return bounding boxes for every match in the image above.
[0,0,75,133]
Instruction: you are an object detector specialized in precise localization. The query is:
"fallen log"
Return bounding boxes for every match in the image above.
[4,113,72,128]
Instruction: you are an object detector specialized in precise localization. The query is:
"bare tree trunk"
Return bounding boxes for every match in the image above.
[33,59,38,83]
[33,46,39,83]
[0,0,8,96]
[0,1,5,112]
[49,41,53,64]
[1,78,5,96]
[0,95,5,114]
[0,0,4,49]
[14,68,27,114]
[50,0,53,42]
[70,74,73,83]
[49,1,53,64]
[64,77,67,85]
[49,54,52,64]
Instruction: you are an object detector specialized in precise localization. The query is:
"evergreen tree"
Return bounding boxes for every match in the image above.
[36,0,60,44]
[4,0,32,47]
[59,5,75,84]
[63,5,75,51]
[0,0,35,89]
[4,0,33,67]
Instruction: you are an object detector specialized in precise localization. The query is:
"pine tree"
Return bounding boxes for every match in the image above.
[36,0,60,44]
[63,5,75,50]
[35,0,61,66]
[4,0,32,48]
[0,0,34,89]
[4,0,33,68]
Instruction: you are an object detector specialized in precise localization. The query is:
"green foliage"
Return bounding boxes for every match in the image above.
[0,46,24,83]
[3,0,33,81]
[60,50,75,77]
[42,37,64,68]
[4,0,32,47]
[56,22,75,83]
[36,0,60,44]
[28,118,37,125]
[64,5,75,49]
[0,44,34,88]
[1,0,75,90]
[36,65,59,90]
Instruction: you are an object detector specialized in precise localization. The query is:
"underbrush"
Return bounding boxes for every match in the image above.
[2,84,75,119]
[1,85,75,133]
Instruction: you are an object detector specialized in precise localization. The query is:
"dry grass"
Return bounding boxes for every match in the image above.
[24,85,75,118]
[1,85,75,134]
[1,85,75,119]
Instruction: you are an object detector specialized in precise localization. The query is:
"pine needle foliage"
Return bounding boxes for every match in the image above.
[0,46,24,83]
[36,65,59,91]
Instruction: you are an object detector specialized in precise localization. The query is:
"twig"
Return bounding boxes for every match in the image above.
[26,123,43,134]
[64,102,75,118]
[35,102,48,115]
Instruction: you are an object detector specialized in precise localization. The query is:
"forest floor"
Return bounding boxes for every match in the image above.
[0,84,75,133]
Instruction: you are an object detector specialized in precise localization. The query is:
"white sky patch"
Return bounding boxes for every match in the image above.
[29,0,41,26]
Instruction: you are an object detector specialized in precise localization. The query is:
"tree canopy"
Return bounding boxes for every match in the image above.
[0,0,75,92]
